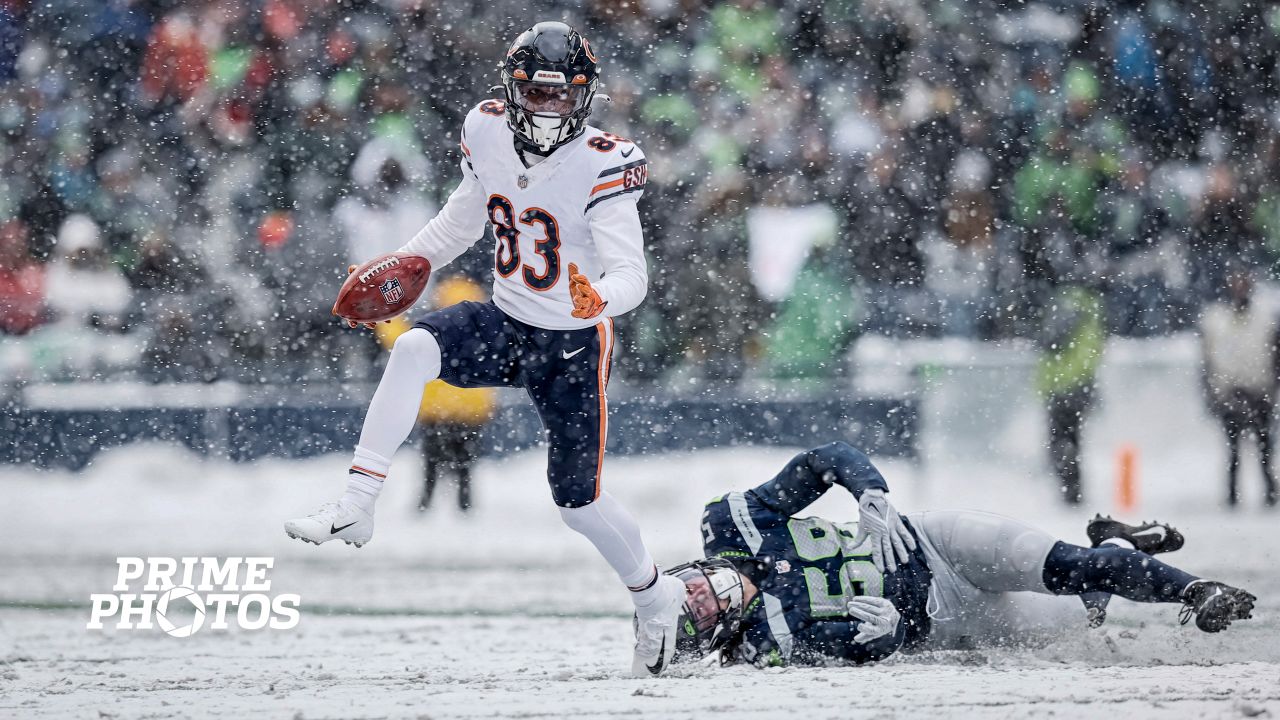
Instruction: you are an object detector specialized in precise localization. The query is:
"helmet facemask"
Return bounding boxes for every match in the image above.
[667,558,746,663]
[502,74,597,153]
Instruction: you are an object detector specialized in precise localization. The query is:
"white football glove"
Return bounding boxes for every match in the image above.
[847,596,901,644]
[851,489,917,573]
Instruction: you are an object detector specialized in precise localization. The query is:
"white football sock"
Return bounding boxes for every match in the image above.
[559,493,660,607]
[343,328,442,511]
[342,446,391,514]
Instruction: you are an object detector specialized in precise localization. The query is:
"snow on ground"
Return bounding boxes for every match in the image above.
[1,442,1278,719]
[3,340,1279,719]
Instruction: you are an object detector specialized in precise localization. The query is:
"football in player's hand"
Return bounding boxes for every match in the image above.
[332,252,431,324]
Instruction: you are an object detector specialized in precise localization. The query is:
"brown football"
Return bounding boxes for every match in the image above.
[332,252,432,323]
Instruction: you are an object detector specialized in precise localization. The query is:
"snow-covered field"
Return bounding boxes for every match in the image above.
[3,339,1278,719]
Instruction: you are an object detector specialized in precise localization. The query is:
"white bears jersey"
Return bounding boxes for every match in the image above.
[399,100,649,330]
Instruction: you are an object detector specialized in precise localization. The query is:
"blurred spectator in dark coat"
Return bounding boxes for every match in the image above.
[127,232,204,295]
[129,231,217,382]
[1108,6,1172,152]
[1199,268,1279,507]
[0,1,21,83]
[845,146,928,335]
[925,149,997,337]
[1189,165,1259,301]
[19,180,67,261]
[1103,153,1179,336]
[670,172,760,381]
[140,302,220,383]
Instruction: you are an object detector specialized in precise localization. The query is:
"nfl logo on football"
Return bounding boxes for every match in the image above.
[379,277,404,304]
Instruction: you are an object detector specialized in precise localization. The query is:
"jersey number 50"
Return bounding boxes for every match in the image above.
[487,195,561,290]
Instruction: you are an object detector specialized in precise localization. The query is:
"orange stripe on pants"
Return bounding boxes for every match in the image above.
[593,319,614,500]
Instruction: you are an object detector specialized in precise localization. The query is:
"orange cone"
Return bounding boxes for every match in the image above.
[1116,444,1138,513]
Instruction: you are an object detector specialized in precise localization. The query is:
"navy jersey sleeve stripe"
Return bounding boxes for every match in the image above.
[596,159,648,178]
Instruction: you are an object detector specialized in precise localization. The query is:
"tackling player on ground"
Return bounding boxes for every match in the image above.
[665,442,1256,667]
[284,22,683,676]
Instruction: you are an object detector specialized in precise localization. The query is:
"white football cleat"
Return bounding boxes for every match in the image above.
[284,501,374,547]
[631,575,684,677]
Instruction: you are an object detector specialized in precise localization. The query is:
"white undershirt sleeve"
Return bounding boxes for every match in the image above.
[586,199,648,317]
[397,169,488,269]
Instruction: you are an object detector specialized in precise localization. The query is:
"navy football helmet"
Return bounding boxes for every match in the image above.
[500,21,600,153]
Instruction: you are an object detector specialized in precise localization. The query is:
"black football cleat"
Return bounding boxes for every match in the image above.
[1178,580,1257,633]
[1081,515,1186,627]
[1087,515,1185,555]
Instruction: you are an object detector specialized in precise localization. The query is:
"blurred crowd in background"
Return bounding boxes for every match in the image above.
[2,0,1280,386]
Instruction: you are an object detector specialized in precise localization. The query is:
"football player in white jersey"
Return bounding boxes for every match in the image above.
[284,21,683,676]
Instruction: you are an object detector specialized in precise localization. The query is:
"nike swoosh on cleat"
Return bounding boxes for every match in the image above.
[645,633,667,675]
[330,521,358,534]
[562,347,586,359]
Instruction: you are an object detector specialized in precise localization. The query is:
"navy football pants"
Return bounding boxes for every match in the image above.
[414,301,614,507]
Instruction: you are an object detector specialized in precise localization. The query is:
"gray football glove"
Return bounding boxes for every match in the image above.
[847,596,901,644]
[851,489,917,573]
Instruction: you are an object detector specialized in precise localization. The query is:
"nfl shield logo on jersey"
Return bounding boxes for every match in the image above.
[378,277,404,304]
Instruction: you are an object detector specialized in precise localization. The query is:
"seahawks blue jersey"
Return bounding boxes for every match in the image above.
[701,442,933,666]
